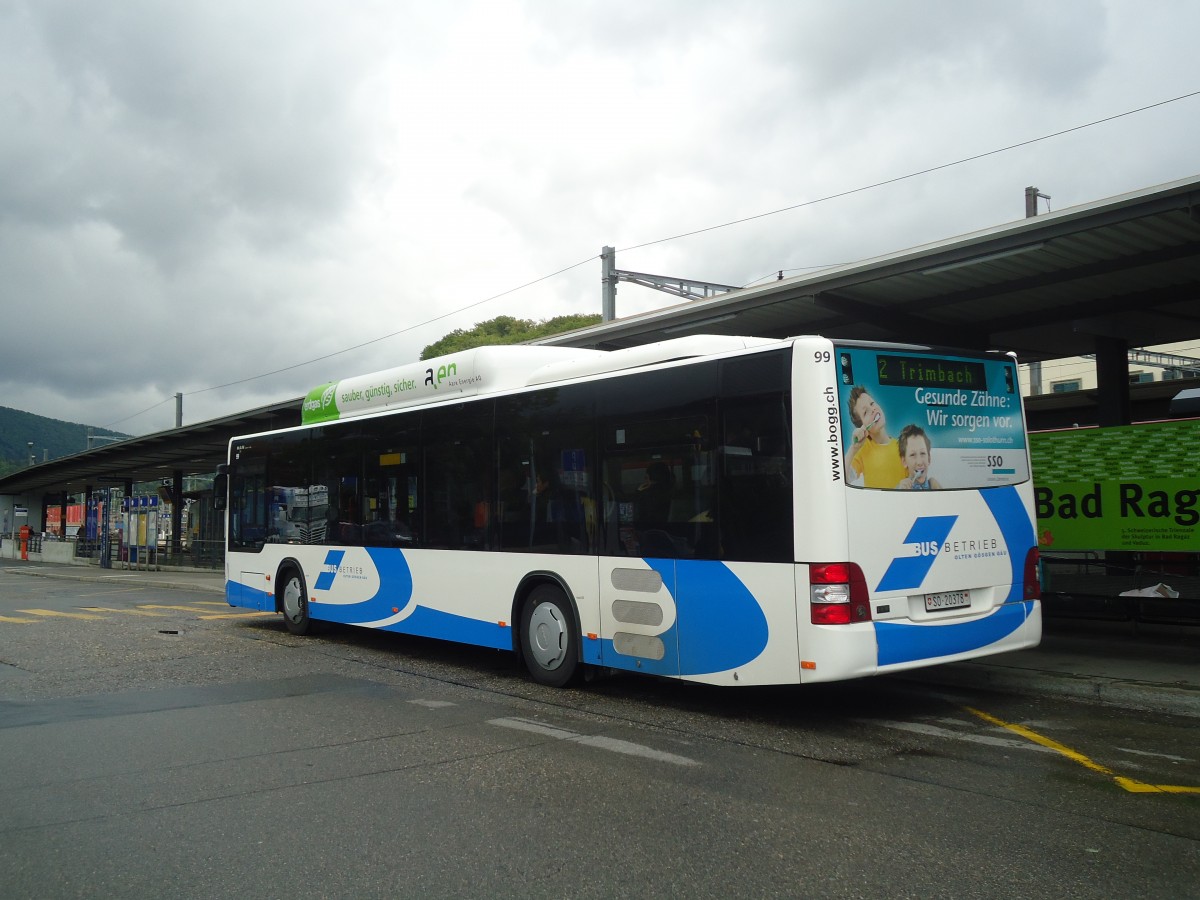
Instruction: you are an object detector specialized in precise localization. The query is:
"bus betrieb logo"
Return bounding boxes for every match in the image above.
[876,516,958,592]
[315,550,345,591]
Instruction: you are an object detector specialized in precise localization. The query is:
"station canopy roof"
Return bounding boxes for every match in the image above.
[538,174,1200,361]
[1,400,301,497]
[4,174,1199,500]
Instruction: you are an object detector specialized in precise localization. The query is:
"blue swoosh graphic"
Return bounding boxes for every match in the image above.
[980,485,1035,603]
[378,605,511,650]
[255,550,771,675]
[309,547,413,624]
[875,601,1033,666]
[598,559,770,677]
[307,548,510,649]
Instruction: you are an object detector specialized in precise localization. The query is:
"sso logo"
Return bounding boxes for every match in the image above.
[314,550,345,591]
[876,516,958,592]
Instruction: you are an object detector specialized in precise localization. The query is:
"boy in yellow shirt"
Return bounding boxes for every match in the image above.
[846,386,907,489]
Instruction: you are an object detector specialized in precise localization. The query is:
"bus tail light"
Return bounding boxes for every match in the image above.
[1023,547,1041,601]
[809,563,872,625]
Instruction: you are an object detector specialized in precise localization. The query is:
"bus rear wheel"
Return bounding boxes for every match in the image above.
[280,569,313,636]
[521,585,579,687]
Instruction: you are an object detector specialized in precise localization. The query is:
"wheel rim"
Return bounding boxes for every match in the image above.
[282,576,304,623]
[527,601,567,671]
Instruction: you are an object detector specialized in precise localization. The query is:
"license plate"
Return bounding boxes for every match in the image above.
[924,590,971,612]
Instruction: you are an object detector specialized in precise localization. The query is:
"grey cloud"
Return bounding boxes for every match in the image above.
[3,1,384,270]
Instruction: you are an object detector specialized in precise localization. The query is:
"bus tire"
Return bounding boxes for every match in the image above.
[280,567,313,636]
[521,584,579,687]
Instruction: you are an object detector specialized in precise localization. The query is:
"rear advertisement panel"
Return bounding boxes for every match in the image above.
[834,347,1029,491]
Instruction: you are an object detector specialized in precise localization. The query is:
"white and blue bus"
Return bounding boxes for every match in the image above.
[218,334,1040,687]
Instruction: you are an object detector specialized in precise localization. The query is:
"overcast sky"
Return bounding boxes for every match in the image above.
[2,0,1198,436]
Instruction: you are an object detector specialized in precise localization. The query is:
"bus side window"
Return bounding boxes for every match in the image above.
[598,363,719,560]
[310,426,365,546]
[360,416,421,548]
[495,384,596,556]
[266,432,315,545]
[718,392,792,563]
[424,403,494,551]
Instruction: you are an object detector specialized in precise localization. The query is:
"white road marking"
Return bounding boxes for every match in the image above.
[863,718,1058,754]
[1115,747,1191,763]
[490,717,699,767]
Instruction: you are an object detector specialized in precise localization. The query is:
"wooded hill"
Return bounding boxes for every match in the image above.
[0,406,128,477]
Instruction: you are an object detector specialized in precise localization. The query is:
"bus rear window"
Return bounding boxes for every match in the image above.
[835,347,1028,490]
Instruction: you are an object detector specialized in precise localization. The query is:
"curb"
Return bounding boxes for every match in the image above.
[4,565,224,595]
[900,660,1200,718]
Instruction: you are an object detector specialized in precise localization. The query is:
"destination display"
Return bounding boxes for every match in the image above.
[875,354,989,391]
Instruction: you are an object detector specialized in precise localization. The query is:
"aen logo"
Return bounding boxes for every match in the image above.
[875,516,958,592]
[424,362,458,389]
[314,550,345,591]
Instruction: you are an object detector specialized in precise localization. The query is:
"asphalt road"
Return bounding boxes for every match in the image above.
[1,570,1197,899]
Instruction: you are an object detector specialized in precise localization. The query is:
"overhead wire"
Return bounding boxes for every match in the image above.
[615,89,1200,255]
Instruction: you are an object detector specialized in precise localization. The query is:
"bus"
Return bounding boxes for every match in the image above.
[217,334,1040,687]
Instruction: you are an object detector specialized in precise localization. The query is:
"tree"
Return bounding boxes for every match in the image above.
[420,314,601,360]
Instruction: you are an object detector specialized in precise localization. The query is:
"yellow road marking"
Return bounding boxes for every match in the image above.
[80,607,169,617]
[198,612,277,620]
[966,707,1200,795]
[0,614,38,623]
[192,601,230,607]
[138,604,218,613]
[17,608,107,620]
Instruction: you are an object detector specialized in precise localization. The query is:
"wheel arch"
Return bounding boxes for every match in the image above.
[511,570,581,662]
[273,556,306,614]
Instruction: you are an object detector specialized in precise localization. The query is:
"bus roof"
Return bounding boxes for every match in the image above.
[301,335,783,424]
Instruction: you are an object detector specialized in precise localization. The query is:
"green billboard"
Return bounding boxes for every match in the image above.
[1030,420,1200,552]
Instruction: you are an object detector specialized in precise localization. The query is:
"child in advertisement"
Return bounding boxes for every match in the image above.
[896,424,942,490]
[846,386,907,489]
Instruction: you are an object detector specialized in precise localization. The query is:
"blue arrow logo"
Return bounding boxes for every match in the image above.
[876,515,958,592]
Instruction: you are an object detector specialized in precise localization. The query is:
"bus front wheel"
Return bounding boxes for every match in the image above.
[521,585,579,687]
[280,569,313,636]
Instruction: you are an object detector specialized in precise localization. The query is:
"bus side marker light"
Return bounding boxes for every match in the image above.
[801,660,816,670]
[587,632,598,640]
